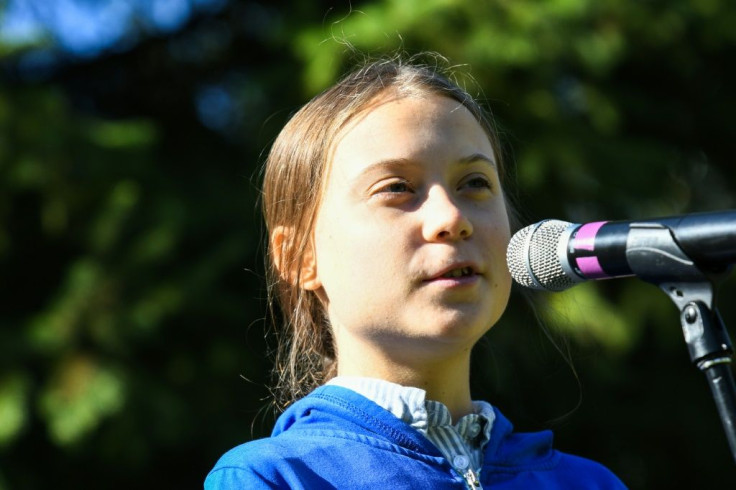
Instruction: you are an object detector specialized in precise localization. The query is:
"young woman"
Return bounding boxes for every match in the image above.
[205,54,627,489]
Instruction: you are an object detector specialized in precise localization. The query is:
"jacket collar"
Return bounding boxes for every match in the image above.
[272,384,559,470]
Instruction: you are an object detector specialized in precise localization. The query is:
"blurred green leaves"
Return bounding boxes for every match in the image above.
[1,0,735,488]
[38,355,125,446]
[0,372,30,447]
[545,283,635,353]
[89,180,141,256]
[29,258,106,353]
[1,86,156,448]
[85,120,157,149]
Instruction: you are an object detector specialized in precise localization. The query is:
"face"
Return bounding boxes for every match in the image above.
[307,93,511,364]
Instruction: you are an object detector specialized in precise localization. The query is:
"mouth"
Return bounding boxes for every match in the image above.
[439,266,475,279]
[426,263,481,282]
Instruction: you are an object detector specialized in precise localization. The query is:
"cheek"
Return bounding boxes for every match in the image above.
[493,225,513,310]
[315,216,404,298]
[314,216,370,286]
[475,203,511,245]
[477,211,512,280]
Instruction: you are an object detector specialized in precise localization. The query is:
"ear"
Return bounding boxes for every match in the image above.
[271,225,322,291]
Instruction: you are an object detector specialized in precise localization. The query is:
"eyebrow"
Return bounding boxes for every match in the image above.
[458,153,497,169]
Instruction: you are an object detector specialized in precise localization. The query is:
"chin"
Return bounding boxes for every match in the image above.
[419,311,494,344]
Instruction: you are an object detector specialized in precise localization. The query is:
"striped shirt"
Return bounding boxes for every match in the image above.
[327,376,494,488]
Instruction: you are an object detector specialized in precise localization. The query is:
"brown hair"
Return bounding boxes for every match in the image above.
[262,53,514,410]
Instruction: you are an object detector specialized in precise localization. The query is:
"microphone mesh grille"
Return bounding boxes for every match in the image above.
[507,220,577,291]
[506,224,538,289]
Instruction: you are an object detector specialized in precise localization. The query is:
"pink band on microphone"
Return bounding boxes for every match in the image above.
[575,256,610,279]
[574,221,607,251]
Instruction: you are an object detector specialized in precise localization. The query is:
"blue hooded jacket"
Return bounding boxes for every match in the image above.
[205,385,626,489]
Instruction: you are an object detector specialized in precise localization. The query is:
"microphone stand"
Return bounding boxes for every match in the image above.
[626,223,736,463]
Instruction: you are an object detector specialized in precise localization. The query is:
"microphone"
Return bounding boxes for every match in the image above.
[506,210,736,291]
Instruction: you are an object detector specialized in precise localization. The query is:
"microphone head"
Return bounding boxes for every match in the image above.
[506,219,579,291]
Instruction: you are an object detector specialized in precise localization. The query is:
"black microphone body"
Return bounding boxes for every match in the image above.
[507,209,736,291]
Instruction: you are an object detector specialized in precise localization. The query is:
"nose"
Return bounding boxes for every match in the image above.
[421,186,473,242]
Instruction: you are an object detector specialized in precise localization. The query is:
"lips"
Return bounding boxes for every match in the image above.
[440,266,474,278]
[426,262,481,281]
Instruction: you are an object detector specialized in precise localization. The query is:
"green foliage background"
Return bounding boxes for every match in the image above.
[1,0,735,488]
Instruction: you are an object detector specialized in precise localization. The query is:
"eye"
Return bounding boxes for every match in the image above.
[460,174,493,192]
[369,178,416,205]
[375,179,413,194]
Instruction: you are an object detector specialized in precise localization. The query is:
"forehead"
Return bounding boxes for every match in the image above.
[328,93,494,175]
[339,91,475,136]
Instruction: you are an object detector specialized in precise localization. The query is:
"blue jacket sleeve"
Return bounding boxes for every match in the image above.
[205,466,279,490]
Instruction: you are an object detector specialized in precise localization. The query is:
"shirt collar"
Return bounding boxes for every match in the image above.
[326,376,495,445]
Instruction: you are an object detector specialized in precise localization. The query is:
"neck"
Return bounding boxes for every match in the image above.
[335,335,475,420]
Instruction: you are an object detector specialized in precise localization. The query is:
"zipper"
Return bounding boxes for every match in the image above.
[463,468,482,489]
